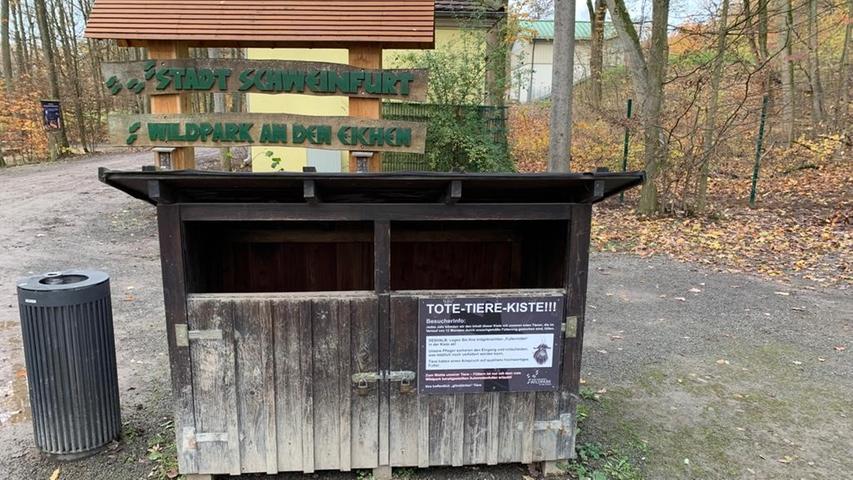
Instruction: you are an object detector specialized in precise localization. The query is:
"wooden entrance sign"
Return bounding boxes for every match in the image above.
[109,113,427,154]
[102,59,428,101]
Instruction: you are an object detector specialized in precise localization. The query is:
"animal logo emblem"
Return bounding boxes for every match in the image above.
[533,343,551,365]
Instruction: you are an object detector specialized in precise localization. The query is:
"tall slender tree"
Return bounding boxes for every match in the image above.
[606,0,671,213]
[697,0,730,211]
[587,0,607,111]
[34,0,69,152]
[548,0,576,172]
[807,0,825,125]
[779,0,796,146]
[2,0,12,90]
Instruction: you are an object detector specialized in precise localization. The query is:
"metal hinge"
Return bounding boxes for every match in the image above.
[563,316,579,339]
[182,427,228,451]
[532,413,573,433]
[175,324,223,347]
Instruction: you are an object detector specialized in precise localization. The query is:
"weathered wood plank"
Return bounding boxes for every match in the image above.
[157,205,197,474]
[450,395,466,467]
[108,113,427,154]
[273,299,310,471]
[558,204,593,460]
[233,299,276,473]
[486,393,501,465]
[338,299,353,471]
[101,59,429,101]
[532,391,560,462]
[427,395,455,466]
[388,295,418,466]
[417,396,430,468]
[463,394,491,465]
[187,298,239,475]
[350,297,380,469]
[312,299,342,470]
[300,300,316,473]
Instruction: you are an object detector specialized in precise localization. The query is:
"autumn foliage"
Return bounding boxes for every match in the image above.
[0,83,49,163]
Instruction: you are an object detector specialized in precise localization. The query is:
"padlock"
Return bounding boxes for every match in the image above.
[356,378,370,396]
[399,377,414,394]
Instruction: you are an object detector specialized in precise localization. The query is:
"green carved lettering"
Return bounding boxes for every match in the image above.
[147,123,169,141]
[155,68,172,90]
[364,72,382,94]
[212,123,224,142]
[172,68,186,90]
[368,128,383,146]
[349,72,365,93]
[267,70,283,92]
[354,127,369,145]
[316,126,332,144]
[398,72,414,95]
[184,123,200,141]
[293,124,307,144]
[282,70,304,92]
[199,123,214,141]
[395,128,412,147]
[196,69,216,90]
[238,69,255,91]
[337,126,351,145]
[238,123,254,143]
[382,72,397,95]
[183,68,198,90]
[306,70,320,91]
[214,69,231,91]
[225,123,239,142]
[260,124,273,143]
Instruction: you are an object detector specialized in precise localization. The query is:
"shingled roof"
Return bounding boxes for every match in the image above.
[84,0,436,48]
[435,0,505,17]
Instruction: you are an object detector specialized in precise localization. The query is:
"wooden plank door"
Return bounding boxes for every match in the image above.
[388,292,574,468]
[185,294,380,475]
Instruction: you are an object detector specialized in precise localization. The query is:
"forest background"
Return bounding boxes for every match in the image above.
[0,0,848,286]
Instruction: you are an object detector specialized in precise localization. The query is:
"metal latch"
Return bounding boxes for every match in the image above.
[175,324,223,347]
[563,316,579,339]
[351,370,416,395]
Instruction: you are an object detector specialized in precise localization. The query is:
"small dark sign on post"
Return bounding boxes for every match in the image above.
[418,295,564,394]
[41,100,62,131]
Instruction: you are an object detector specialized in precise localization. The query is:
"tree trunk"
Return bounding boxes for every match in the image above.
[548,0,576,172]
[807,0,824,126]
[780,0,796,146]
[2,0,12,90]
[606,0,670,214]
[587,0,606,111]
[34,0,69,151]
[13,0,27,75]
[53,0,88,152]
[696,0,730,212]
[837,0,852,129]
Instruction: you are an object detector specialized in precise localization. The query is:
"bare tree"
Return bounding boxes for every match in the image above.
[606,0,671,213]
[34,0,69,153]
[779,0,796,146]
[2,0,12,90]
[697,0,730,212]
[837,0,852,129]
[806,0,825,125]
[587,0,607,111]
[548,0,576,172]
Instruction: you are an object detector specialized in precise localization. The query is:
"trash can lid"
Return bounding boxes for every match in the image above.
[17,270,109,292]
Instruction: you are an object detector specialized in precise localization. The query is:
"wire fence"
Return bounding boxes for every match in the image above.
[380,102,508,172]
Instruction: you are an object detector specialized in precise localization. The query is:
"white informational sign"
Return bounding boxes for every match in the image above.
[425,334,555,370]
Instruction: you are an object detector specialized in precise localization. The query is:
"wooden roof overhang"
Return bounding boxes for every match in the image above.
[84,0,436,49]
[99,170,645,221]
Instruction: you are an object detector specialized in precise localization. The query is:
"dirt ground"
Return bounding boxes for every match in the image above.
[0,152,850,480]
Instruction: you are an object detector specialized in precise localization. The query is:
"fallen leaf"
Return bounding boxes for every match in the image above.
[818,357,826,362]
[596,349,608,354]
[792,361,802,366]
[50,469,60,480]
[674,297,687,301]
[689,288,702,293]
[610,335,623,340]
[716,359,730,365]
[834,345,846,352]
[778,455,794,464]
[774,291,790,296]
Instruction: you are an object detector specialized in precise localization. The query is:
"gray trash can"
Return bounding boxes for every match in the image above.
[17,270,121,459]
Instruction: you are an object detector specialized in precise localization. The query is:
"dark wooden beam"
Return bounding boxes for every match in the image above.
[444,180,462,205]
[180,203,574,222]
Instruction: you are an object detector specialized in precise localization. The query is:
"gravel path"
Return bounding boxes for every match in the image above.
[0,153,849,480]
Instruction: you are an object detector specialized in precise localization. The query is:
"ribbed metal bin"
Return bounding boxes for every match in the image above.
[17,270,121,459]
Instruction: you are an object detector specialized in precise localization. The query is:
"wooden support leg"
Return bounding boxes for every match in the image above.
[185,475,214,480]
[373,465,393,480]
[541,461,564,477]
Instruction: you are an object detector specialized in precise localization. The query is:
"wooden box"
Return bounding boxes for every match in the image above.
[100,170,643,478]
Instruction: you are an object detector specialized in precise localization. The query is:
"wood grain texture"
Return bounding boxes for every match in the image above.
[157,205,197,474]
[187,298,240,475]
[349,46,383,172]
[146,41,194,169]
[350,298,380,469]
[388,295,418,466]
[273,299,310,471]
[108,113,427,154]
[101,59,428,101]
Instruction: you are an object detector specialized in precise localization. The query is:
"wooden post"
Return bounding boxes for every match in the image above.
[146,40,195,169]
[348,46,382,172]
